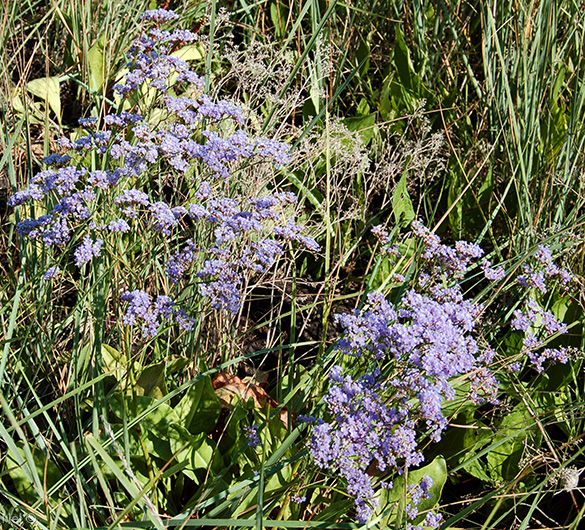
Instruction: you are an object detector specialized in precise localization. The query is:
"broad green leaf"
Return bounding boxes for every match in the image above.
[134,357,188,398]
[135,362,167,398]
[109,394,180,461]
[102,344,128,379]
[172,44,204,62]
[10,91,25,114]
[393,27,415,92]
[392,164,415,226]
[218,402,250,460]
[88,35,106,92]
[174,375,221,434]
[6,443,63,504]
[344,112,377,145]
[356,97,370,116]
[26,77,61,120]
[486,403,540,483]
[377,456,447,525]
[269,1,287,39]
[356,38,371,78]
[168,424,222,484]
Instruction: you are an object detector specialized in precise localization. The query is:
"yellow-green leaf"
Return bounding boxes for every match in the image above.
[26,77,61,120]
[172,44,204,62]
[88,35,106,92]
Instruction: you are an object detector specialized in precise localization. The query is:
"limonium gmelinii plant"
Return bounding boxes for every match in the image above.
[7,8,578,528]
[9,9,318,338]
[306,221,575,525]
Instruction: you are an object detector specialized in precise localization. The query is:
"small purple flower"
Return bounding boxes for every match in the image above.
[43,265,61,280]
[244,425,261,448]
[74,236,103,266]
[43,154,72,166]
[121,289,190,338]
[115,189,150,207]
[290,494,306,504]
[527,347,569,373]
[149,201,183,235]
[166,239,199,282]
[140,9,179,22]
[104,112,142,127]
[481,260,506,281]
[108,219,131,233]
[273,220,320,251]
[77,116,98,126]
[510,362,522,373]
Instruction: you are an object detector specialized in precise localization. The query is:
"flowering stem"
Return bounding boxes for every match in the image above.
[91,255,107,437]
[319,106,333,358]
[204,0,216,96]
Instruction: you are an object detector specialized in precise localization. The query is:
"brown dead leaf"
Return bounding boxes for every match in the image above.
[211,372,289,426]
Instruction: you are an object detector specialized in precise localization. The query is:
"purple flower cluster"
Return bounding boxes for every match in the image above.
[140,9,179,23]
[309,366,422,522]
[511,298,569,372]
[480,259,506,281]
[165,193,318,312]
[310,222,576,523]
[333,279,494,443]
[405,475,434,520]
[8,9,318,323]
[74,235,103,266]
[311,223,501,522]
[43,265,61,280]
[244,424,261,448]
[9,164,126,268]
[290,494,306,504]
[411,220,484,278]
[121,290,194,338]
[517,245,574,293]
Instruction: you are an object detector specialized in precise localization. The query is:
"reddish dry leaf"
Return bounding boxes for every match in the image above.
[212,372,289,426]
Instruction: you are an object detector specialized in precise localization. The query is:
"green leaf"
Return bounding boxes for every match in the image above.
[168,424,222,484]
[356,98,371,116]
[102,344,127,379]
[26,77,61,120]
[172,44,204,62]
[392,163,415,226]
[393,28,415,92]
[135,362,167,398]
[109,394,180,461]
[378,456,447,525]
[486,403,540,483]
[88,35,106,92]
[356,38,371,77]
[85,434,165,530]
[6,443,63,504]
[269,1,287,39]
[343,112,377,146]
[174,375,221,434]
[135,357,189,399]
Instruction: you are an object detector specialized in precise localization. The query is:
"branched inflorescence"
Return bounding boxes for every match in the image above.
[308,221,573,523]
[9,9,318,336]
